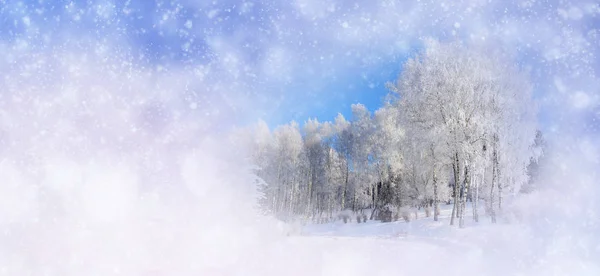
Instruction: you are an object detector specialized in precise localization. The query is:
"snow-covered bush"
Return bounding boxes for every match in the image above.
[337,209,353,223]
[377,205,394,222]
[275,219,303,236]
[400,209,412,222]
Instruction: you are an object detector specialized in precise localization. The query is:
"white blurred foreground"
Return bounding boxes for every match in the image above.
[0,134,598,275]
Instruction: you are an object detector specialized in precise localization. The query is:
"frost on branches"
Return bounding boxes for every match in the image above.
[245,41,541,227]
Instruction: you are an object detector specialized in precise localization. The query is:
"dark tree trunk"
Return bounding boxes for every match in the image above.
[450,152,461,226]
[490,140,498,224]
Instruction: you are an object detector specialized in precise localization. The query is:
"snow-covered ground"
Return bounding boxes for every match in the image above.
[303,204,458,238]
[244,225,594,275]
[251,201,597,276]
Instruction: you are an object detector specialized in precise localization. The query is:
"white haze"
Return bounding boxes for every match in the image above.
[0,1,599,275]
[0,47,274,275]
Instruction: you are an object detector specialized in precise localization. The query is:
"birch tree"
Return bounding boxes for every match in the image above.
[372,105,404,217]
[272,121,306,218]
[349,104,376,211]
[333,114,353,211]
[391,40,537,227]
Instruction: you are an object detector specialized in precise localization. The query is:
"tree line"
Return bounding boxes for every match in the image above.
[242,40,544,227]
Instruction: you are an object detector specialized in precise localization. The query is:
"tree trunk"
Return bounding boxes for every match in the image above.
[450,152,461,226]
[370,181,380,220]
[498,166,502,212]
[473,169,481,223]
[342,160,349,210]
[490,143,498,224]
[372,183,376,210]
[280,181,287,215]
[459,162,470,228]
[306,167,313,216]
[289,178,295,217]
[327,194,332,221]
[275,162,283,215]
[431,146,440,222]
[433,167,440,222]
[450,202,456,225]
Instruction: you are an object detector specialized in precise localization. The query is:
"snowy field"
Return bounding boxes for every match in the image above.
[197,194,598,276]
[259,203,599,276]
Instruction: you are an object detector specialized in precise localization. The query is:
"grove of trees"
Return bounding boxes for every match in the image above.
[243,41,543,227]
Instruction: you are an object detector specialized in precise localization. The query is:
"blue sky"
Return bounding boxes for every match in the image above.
[265,57,403,125]
[1,0,598,137]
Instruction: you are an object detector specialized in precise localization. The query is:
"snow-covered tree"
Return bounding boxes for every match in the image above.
[349,104,376,211]
[270,121,306,219]
[390,40,538,227]
[333,113,353,211]
[370,105,404,217]
[247,41,537,227]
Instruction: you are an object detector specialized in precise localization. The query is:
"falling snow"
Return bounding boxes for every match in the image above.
[0,0,598,275]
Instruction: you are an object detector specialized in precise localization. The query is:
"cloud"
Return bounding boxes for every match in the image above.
[4,0,597,127]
